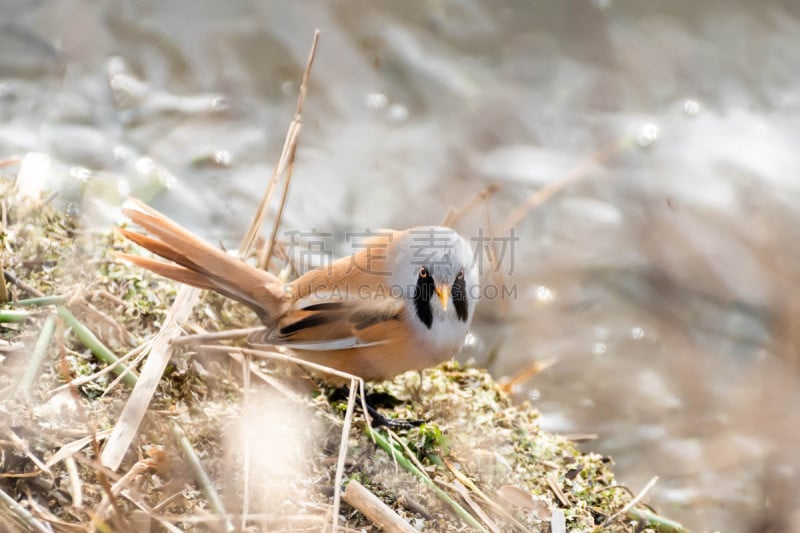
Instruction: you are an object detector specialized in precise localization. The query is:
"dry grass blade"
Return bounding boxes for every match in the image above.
[500,139,625,234]
[385,428,430,478]
[498,357,558,394]
[7,429,53,477]
[226,350,312,401]
[3,270,45,297]
[122,493,183,533]
[546,475,570,507]
[0,485,52,533]
[239,29,320,258]
[49,343,147,395]
[441,184,501,227]
[342,480,416,533]
[170,326,262,345]
[64,457,83,509]
[494,485,550,525]
[202,344,360,384]
[445,481,501,533]
[331,379,358,533]
[602,475,658,528]
[264,28,320,263]
[219,344,364,532]
[46,430,114,468]
[444,460,537,531]
[100,285,199,470]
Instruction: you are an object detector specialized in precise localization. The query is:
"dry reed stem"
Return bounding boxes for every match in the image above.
[100,345,151,397]
[170,326,262,345]
[129,510,151,533]
[239,29,319,259]
[263,29,320,263]
[343,480,417,533]
[500,140,624,234]
[498,357,558,394]
[331,378,358,533]
[441,184,501,227]
[202,344,359,384]
[3,270,44,297]
[226,350,312,401]
[49,343,148,395]
[99,285,199,470]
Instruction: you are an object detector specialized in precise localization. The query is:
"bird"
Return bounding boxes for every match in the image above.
[118,198,479,382]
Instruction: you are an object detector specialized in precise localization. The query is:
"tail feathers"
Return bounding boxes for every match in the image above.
[116,253,220,291]
[120,198,285,327]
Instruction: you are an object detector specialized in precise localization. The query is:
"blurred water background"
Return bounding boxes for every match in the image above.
[3,1,800,531]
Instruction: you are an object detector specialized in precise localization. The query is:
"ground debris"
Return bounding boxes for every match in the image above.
[0,177,679,532]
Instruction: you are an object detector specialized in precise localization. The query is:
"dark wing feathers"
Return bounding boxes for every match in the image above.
[250,298,404,350]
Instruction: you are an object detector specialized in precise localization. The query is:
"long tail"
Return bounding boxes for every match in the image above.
[118,198,285,327]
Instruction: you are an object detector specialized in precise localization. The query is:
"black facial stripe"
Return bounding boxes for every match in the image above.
[413,268,435,329]
[452,275,469,323]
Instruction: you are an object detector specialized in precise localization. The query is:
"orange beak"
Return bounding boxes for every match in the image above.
[435,285,451,311]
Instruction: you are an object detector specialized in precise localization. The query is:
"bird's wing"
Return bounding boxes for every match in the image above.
[248,297,406,351]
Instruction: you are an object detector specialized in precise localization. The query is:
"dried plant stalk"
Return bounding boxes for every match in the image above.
[343,480,417,533]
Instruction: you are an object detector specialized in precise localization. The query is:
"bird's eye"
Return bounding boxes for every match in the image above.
[456,269,464,280]
[419,267,428,278]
